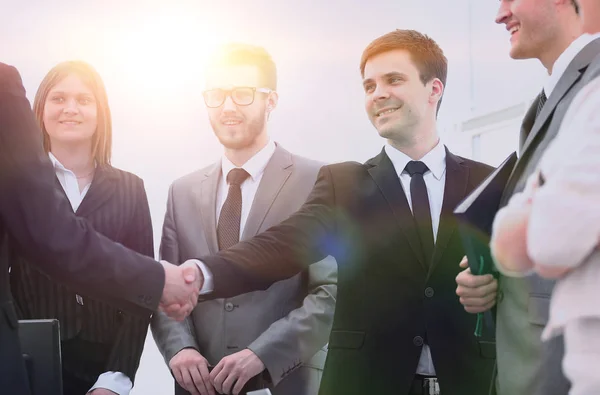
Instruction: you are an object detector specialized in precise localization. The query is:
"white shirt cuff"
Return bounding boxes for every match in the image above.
[87,371,132,395]
[191,259,214,294]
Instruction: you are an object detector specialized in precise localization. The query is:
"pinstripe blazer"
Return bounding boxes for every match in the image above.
[8,164,154,382]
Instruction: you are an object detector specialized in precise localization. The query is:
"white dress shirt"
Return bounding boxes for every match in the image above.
[48,153,133,395]
[544,33,600,97]
[384,141,447,376]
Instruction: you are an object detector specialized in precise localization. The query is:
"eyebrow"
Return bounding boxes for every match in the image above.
[363,72,408,85]
[48,91,94,97]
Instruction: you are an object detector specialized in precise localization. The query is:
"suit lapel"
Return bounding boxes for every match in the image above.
[195,164,220,254]
[519,93,542,151]
[76,166,117,217]
[504,38,600,203]
[367,149,426,269]
[522,38,600,155]
[520,72,582,156]
[428,149,468,277]
[54,176,70,202]
[242,145,293,240]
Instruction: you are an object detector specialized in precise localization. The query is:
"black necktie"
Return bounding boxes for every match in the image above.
[217,168,250,250]
[536,90,547,119]
[405,161,434,267]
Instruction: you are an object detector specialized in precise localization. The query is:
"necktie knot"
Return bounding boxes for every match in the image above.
[405,161,429,177]
[227,168,250,186]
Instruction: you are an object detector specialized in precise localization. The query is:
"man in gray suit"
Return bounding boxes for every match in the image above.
[151,43,337,395]
[458,1,600,394]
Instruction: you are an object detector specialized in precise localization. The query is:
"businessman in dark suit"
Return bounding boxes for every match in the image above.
[188,30,498,395]
[0,63,201,395]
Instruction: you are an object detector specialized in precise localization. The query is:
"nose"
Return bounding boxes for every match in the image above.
[371,84,390,102]
[495,0,511,25]
[62,98,79,115]
[222,95,237,112]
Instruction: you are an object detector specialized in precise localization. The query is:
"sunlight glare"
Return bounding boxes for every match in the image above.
[109,11,225,93]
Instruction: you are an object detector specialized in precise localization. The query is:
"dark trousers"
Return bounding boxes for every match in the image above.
[61,335,110,395]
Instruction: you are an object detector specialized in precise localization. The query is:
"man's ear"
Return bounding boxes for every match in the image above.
[429,78,444,109]
[267,91,279,112]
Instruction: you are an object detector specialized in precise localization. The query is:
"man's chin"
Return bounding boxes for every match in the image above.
[509,44,530,60]
[376,125,396,140]
[218,136,252,150]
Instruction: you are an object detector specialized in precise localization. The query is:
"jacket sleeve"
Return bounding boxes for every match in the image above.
[151,183,201,365]
[105,178,156,381]
[201,166,340,299]
[248,255,337,386]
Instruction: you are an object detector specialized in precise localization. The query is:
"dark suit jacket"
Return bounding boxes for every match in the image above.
[0,63,163,395]
[200,147,496,395]
[9,165,154,383]
[495,38,600,395]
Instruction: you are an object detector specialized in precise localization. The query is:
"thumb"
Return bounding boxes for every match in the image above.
[459,256,469,269]
[182,265,197,283]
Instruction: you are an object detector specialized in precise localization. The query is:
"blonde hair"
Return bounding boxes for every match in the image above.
[208,43,278,90]
[33,60,112,165]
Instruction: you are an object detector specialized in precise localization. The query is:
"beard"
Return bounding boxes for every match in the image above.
[210,112,267,150]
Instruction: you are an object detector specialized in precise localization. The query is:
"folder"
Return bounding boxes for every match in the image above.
[453,151,518,335]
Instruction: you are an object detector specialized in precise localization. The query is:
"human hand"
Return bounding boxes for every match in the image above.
[490,202,534,275]
[159,260,203,321]
[456,256,498,314]
[210,349,265,395]
[170,348,215,395]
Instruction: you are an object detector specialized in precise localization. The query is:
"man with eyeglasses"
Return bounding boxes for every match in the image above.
[151,43,337,395]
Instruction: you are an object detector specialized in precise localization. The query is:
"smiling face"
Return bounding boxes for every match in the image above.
[495,0,568,61]
[43,74,98,148]
[363,49,442,144]
[204,64,276,151]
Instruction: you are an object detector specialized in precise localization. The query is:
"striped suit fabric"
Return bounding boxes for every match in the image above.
[8,164,154,384]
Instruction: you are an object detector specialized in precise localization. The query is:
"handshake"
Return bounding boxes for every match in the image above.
[159,260,206,321]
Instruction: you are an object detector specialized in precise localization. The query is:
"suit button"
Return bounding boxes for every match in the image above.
[224,302,234,312]
[497,289,504,303]
[424,287,434,298]
[413,336,424,347]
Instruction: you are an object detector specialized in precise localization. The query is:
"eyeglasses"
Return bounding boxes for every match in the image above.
[202,87,272,108]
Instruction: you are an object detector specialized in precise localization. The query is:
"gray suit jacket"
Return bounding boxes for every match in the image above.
[151,144,337,395]
[496,38,600,395]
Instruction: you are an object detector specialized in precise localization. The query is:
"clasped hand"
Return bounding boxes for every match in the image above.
[159,260,204,321]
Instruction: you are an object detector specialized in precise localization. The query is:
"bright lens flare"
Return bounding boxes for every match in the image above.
[110,11,225,93]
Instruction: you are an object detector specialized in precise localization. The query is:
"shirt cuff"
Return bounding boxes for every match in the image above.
[190,259,214,294]
[87,371,132,395]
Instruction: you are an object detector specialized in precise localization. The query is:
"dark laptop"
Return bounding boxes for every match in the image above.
[18,319,62,395]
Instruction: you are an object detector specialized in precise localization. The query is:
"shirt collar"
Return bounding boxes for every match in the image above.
[48,152,97,173]
[384,140,446,180]
[221,139,276,183]
[544,33,600,97]
[48,152,65,171]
